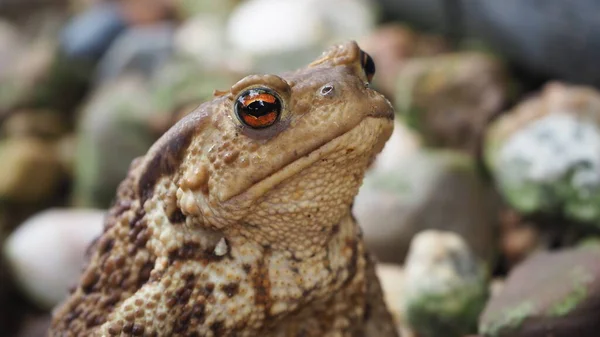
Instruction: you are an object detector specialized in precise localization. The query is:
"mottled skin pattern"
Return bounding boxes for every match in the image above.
[49,41,399,337]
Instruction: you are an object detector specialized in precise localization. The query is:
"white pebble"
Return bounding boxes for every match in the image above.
[3,208,105,308]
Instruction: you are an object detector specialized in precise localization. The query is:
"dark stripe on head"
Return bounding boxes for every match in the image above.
[136,107,209,204]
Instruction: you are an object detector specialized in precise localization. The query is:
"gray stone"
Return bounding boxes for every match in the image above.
[59,2,126,61]
[375,0,600,86]
[356,144,500,266]
[73,75,157,207]
[95,23,175,84]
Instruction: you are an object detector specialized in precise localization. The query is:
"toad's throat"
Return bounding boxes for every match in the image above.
[224,115,392,204]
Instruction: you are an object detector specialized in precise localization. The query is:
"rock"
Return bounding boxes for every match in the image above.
[0,138,64,203]
[1,109,67,139]
[2,41,95,117]
[358,23,450,99]
[395,52,511,153]
[0,28,53,113]
[356,146,500,266]
[150,56,241,119]
[227,0,376,55]
[375,0,600,87]
[175,0,239,19]
[226,0,377,73]
[54,134,78,177]
[489,278,505,299]
[376,263,417,337]
[72,75,159,208]
[373,0,448,33]
[0,0,69,22]
[3,208,104,309]
[1,3,130,113]
[69,0,103,13]
[485,82,600,229]
[479,246,600,337]
[0,209,10,326]
[15,5,69,39]
[95,23,175,83]
[120,0,177,26]
[172,1,240,72]
[29,50,95,115]
[11,39,56,88]
[376,264,405,332]
[59,2,127,61]
[174,15,235,72]
[0,20,24,80]
[14,314,52,337]
[402,230,489,337]
[577,237,600,250]
[369,120,422,172]
[464,1,600,87]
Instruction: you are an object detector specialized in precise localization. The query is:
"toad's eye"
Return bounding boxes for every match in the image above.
[235,88,282,129]
[359,50,376,83]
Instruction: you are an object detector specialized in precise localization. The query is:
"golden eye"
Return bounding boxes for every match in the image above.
[235,88,282,129]
[359,50,376,83]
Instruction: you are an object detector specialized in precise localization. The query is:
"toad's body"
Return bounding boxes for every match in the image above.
[50,41,398,337]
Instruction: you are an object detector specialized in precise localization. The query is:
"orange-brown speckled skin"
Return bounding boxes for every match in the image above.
[49,41,399,337]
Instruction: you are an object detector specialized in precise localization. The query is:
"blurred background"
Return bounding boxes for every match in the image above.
[1,0,600,336]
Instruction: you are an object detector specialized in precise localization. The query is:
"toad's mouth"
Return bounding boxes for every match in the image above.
[224,114,393,205]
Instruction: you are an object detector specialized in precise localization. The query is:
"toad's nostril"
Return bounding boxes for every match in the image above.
[359,50,376,83]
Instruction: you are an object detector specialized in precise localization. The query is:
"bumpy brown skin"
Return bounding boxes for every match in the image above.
[49,41,398,337]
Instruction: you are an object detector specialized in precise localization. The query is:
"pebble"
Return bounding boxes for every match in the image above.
[3,209,105,308]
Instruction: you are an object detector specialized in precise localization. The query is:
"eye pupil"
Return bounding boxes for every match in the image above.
[235,88,282,129]
[247,101,270,116]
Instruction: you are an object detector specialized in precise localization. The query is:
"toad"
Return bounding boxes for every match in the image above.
[49,41,399,337]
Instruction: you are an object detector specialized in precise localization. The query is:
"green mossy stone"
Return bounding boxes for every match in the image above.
[577,237,600,250]
[402,231,490,337]
[73,75,157,208]
[0,138,63,203]
[150,57,240,116]
[26,54,94,114]
[405,279,488,337]
[479,247,600,337]
[394,52,511,153]
[176,0,240,19]
[484,84,600,230]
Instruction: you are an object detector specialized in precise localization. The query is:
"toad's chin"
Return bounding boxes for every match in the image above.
[225,116,394,206]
